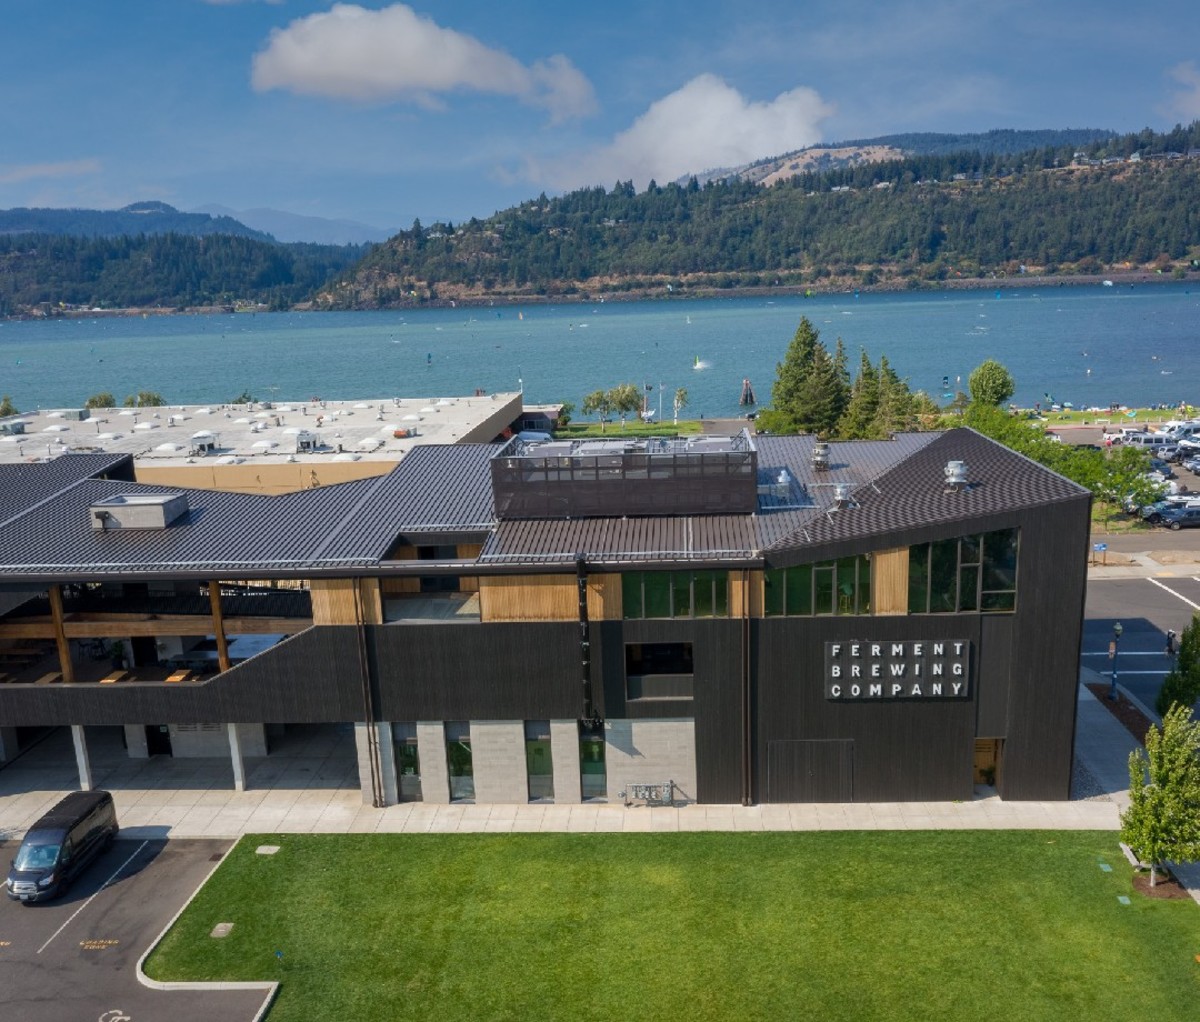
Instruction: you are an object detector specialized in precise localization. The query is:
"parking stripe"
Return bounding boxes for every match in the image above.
[1147,577,1200,610]
[36,841,147,955]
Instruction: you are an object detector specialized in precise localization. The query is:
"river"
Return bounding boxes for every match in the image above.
[0,282,1196,417]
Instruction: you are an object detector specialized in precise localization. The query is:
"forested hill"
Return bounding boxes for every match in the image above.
[0,201,269,241]
[0,233,367,315]
[322,123,1200,308]
[697,128,1116,186]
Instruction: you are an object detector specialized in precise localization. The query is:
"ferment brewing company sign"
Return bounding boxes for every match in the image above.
[825,641,971,700]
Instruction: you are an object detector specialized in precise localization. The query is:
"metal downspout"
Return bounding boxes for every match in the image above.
[353,582,384,808]
[741,568,753,806]
[576,554,600,727]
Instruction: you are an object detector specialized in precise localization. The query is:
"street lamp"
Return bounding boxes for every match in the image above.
[1109,621,1124,701]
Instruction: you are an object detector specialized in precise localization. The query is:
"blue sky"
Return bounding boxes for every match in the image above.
[3,0,1200,230]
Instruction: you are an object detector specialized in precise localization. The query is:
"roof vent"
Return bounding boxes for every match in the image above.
[89,492,189,531]
[833,482,855,509]
[811,440,830,471]
[944,460,970,492]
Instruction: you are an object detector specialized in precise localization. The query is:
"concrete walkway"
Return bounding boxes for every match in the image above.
[1,678,1196,904]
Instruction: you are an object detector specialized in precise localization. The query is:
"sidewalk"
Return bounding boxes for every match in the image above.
[1,680,1195,904]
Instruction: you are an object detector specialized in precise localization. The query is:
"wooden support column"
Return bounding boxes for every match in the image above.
[48,585,75,684]
[208,581,232,672]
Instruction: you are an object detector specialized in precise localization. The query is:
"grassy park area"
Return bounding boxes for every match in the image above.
[144,831,1200,1021]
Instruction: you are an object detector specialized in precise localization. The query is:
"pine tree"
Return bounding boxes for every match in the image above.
[837,349,880,438]
[871,355,916,436]
[759,317,820,434]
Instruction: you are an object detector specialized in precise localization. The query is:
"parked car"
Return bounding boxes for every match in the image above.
[1103,426,1143,445]
[6,790,118,902]
[1183,455,1200,474]
[1158,506,1200,530]
[1149,458,1176,479]
[1123,433,1179,458]
[1176,436,1200,456]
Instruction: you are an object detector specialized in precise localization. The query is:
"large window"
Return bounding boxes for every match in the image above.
[622,571,729,619]
[908,528,1018,614]
[579,721,607,801]
[393,722,422,802]
[625,642,694,700]
[525,720,554,802]
[445,721,474,802]
[764,555,871,616]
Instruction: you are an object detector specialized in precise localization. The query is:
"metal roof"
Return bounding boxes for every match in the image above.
[0,429,1091,580]
[764,429,1091,560]
[480,514,760,567]
[0,453,131,526]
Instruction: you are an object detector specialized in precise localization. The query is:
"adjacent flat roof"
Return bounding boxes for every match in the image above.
[0,393,521,468]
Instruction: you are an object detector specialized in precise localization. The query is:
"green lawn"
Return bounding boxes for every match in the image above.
[144,832,1200,1021]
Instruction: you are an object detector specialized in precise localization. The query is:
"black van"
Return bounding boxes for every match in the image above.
[6,790,118,903]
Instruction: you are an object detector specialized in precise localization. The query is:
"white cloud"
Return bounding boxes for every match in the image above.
[0,159,102,186]
[528,74,832,191]
[251,3,595,121]
[1166,61,1200,121]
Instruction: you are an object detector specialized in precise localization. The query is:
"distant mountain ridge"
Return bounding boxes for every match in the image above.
[193,204,397,245]
[0,201,270,241]
[684,128,1116,186]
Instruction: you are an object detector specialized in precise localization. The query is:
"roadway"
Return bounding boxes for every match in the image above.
[0,838,271,1022]
[1084,573,1200,711]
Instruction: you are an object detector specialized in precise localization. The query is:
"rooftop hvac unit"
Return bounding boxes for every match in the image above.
[944,460,970,491]
[811,440,830,471]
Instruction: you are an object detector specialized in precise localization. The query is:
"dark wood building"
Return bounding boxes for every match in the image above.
[0,428,1091,805]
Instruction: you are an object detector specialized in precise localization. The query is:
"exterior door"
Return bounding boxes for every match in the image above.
[145,724,173,756]
[766,739,854,802]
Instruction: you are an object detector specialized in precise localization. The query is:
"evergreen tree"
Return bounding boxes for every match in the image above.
[837,350,880,438]
[871,355,916,436]
[803,343,848,436]
[759,317,820,434]
[1121,704,1200,887]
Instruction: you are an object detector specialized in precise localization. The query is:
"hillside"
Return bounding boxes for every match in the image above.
[0,201,269,241]
[0,233,367,315]
[684,128,1115,186]
[320,122,1200,308]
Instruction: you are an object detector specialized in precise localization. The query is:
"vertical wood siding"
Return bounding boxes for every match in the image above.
[479,575,577,621]
[309,579,363,624]
[871,548,909,615]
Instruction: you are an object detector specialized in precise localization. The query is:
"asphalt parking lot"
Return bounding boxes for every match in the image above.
[0,838,270,1022]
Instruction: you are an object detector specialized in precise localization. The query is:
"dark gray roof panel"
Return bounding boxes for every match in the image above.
[0,453,132,525]
[765,429,1090,558]
[480,514,759,565]
[324,445,498,554]
[0,476,385,576]
[0,430,1090,580]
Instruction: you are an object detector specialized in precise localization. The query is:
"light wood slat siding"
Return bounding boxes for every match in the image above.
[480,575,576,621]
[746,570,764,618]
[458,544,482,592]
[477,573,621,622]
[871,548,909,615]
[310,579,379,624]
[587,574,622,620]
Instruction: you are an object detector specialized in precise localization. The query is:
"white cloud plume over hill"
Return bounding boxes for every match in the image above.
[252,3,595,122]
